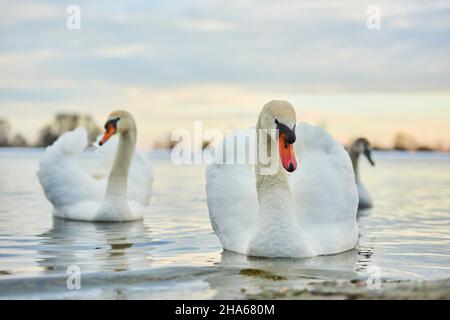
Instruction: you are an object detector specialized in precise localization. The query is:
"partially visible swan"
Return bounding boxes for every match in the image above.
[206,100,358,258]
[37,111,153,222]
[348,138,375,209]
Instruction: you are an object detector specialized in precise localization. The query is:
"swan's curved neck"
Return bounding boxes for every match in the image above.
[349,150,360,182]
[105,129,136,200]
[255,123,293,218]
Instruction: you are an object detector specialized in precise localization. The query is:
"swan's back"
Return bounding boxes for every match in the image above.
[290,123,358,254]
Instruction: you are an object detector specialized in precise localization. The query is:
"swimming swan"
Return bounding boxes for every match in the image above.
[37,111,153,222]
[206,100,358,258]
[348,138,375,209]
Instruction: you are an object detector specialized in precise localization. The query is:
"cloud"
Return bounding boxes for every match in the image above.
[0,0,450,147]
[178,18,235,32]
[1,0,449,92]
[91,44,148,58]
[0,0,59,26]
[0,49,58,65]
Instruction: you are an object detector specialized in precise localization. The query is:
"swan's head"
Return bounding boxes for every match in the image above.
[99,110,135,146]
[259,100,297,173]
[350,138,375,166]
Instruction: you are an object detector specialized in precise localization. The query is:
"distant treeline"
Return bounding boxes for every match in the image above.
[153,131,450,153]
[0,115,448,152]
[0,114,101,147]
[371,133,448,152]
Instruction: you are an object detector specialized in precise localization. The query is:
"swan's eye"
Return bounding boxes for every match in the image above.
[104,117,120,130]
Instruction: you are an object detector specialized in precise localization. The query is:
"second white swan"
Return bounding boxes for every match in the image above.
[37,110,153,222]
[206,100,358,258]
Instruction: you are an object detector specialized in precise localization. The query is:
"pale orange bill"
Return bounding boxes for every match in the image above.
[99,125,116,146]
[278,133,297,172]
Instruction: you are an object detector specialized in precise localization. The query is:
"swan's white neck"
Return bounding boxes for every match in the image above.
[349,150,360,182]
[255,125,293,219]
[248,123,302,257]
[256,168,293,219]
[105,129,136,201]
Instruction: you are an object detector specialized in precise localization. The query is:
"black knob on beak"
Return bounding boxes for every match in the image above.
[276,122,296,145]
[287,163,295,172]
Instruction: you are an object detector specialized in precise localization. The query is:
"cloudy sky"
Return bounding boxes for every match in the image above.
[1,0,449,148]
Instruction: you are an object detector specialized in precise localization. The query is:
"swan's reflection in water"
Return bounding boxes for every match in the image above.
[37,218,153,274]
[204,248,363,299]
[356,208,380,275]
[207,207,377,291]
[205,213,382,299]
[215,208,379,281]
[35,214,375,280]
[218,248,360,278]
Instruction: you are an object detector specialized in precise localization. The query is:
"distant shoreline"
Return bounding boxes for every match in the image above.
[1,146,449,154]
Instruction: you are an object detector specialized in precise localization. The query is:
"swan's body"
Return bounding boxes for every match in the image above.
[206,101,358,258]
[348,138,375,210]
[37,111,153,222]
[356,180,372,210]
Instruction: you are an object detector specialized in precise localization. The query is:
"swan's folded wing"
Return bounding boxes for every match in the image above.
[291,123,358,219]
[37,128,103,209]
[290,123,358,253]
[206,164,257,254]
[205,129,258,254]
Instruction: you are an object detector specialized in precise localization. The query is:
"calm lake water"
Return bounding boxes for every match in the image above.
[0,148,449,299]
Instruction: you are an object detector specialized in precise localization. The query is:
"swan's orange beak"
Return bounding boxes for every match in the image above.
[279,133,297,173]
[99,124,116,146]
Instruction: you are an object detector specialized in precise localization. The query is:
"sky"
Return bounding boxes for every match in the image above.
[0,0,449,149]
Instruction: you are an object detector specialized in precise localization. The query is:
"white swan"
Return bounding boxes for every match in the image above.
[206,100,359,258]
[348,138,375,209]
[37,111,153,222]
